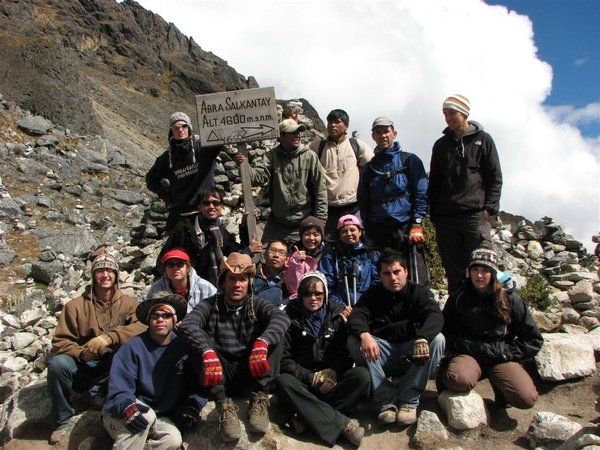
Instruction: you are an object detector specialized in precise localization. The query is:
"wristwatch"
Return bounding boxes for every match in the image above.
[413,218,423,225]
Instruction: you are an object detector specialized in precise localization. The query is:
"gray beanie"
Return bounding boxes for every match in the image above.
[169,112,193,133]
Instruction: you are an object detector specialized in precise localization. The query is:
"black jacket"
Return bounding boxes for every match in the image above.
[280,300,353,386]
[428,121,502,218]
[347,282,443,343]
[146,137,222,215]
[442,280,543,365]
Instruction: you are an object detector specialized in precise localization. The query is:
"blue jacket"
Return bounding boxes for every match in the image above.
[357,141,428,225]
[319,243,380,306]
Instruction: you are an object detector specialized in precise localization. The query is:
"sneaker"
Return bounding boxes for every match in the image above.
[377,406,397,424]
[342,418,364,447]
[396,404,417,425]
[247,391,270,434]
[48,424,68,446]
[217,398,242,442]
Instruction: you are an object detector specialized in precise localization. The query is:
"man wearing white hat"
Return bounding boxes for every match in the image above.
[428,95,503,293]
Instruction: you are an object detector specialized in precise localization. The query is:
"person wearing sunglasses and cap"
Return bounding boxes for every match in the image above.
[47,247,146,445]
[146,111,224,234]
[148,248,216,313]
[180,252,290,443]
[103,291,207,449]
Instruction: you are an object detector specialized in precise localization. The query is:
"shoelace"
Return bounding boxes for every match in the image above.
[219,403,239,424]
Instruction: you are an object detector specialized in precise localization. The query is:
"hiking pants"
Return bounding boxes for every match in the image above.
[276,366,370,445]
[433,211,491,293]
[440,354,538,409]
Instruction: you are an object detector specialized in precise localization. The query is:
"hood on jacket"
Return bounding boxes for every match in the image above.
[442,120,484,139]
[298,270,328,301]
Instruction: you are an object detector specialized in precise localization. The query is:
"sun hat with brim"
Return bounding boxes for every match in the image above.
[217,252,256,287]
[136,290,188,325]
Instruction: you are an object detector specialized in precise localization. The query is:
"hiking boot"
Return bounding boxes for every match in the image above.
[377,406,397,424]
[48,424,68,446]
[217,398,242,442]
[342,418,364,447]
[396,404,417,425]
[247,391,270,434]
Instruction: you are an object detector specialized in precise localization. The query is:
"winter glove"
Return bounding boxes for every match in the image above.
[160,178,170,189]
[85,334,112,355]
[311,368,338,395]
[411,338,430,365]
[121,402,150,434]
[176,403,202,432]
[408,225,425,244]
[202,350,224,386]
[248,339,270,378]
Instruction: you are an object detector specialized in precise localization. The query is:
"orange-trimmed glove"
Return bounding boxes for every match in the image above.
[408,225,425,244]
[249,339,270,378]
[202,350,224,386]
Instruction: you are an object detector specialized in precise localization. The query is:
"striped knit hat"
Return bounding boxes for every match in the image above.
[469,247,499,273]
[443,94,470,117]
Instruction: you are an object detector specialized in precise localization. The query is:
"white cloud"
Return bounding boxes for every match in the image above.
[136,0,600,252]
[546,103,600,127]
[575,57,589,66]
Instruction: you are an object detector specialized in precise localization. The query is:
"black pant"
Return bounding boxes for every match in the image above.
[193,340,284,400]
[276,367,370,446]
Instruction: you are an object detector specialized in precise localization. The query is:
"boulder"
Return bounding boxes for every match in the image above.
[526,411,582,448]
[437,390,487,431]
[535,333,596,380]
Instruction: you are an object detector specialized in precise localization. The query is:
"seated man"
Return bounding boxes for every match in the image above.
[103,291,206,449]
[180,253,291,442]
[347,248,445,426]
[253,240,290,308]
[277,271,370,447]
[47,249,146,445]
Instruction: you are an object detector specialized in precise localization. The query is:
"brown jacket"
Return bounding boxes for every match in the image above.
[52,286,146,359]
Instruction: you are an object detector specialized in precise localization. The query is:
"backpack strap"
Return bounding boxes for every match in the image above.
[317,139,327,160]
[318,137,360,163]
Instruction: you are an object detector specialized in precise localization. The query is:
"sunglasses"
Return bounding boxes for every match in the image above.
[201,200,222,207]
[302,291,325,300]
[149,312,174,321]
[165,260,186,269]
[171,124,189,130]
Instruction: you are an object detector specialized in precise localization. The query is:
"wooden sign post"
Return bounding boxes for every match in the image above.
[195,87,279,243]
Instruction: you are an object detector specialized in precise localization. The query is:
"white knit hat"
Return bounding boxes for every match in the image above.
[443,94,470,117]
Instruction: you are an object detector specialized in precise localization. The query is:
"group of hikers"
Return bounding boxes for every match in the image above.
[46,94,544,449]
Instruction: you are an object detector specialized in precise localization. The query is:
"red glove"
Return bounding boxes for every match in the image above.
[202,350,224,386]
[408,225,425,244]
[249,339,270,378]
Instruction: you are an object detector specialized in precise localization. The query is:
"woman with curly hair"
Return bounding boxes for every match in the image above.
[438,247,543,408]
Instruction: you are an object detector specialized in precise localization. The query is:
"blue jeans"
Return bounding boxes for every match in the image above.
[348,333,445,413]
[47,354,110,428]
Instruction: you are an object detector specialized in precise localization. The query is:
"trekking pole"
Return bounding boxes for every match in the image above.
[341,259,351,307]
[410,244,419,285]
[351,260,359,306]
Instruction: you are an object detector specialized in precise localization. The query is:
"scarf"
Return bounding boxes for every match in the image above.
[303,303,327,337]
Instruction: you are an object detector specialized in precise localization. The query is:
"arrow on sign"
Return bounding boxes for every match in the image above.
[240,124,276,139]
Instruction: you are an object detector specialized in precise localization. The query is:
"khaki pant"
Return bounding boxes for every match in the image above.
[441,354,538,409]
[103,407,182,450]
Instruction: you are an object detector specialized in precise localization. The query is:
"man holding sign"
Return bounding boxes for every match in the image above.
[235,119,327,243]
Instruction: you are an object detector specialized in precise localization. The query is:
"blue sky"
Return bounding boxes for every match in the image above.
[134,0,599,250]
[491,0,600,137]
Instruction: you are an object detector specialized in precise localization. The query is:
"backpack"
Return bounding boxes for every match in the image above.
[363,149,411,204]
[317,137,360,162]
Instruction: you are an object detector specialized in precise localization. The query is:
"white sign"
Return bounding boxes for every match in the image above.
[195,87,279,146]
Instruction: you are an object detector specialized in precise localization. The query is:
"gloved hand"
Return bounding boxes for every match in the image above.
[176,403,202,431]
[121,402,150,434]
[411,338,430,365]
[85,334,112,355]
[160,178,170,189]
[249,339,270,378]
[408,225,425,244]
[202,350,224,386]
[311,368,337,395]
